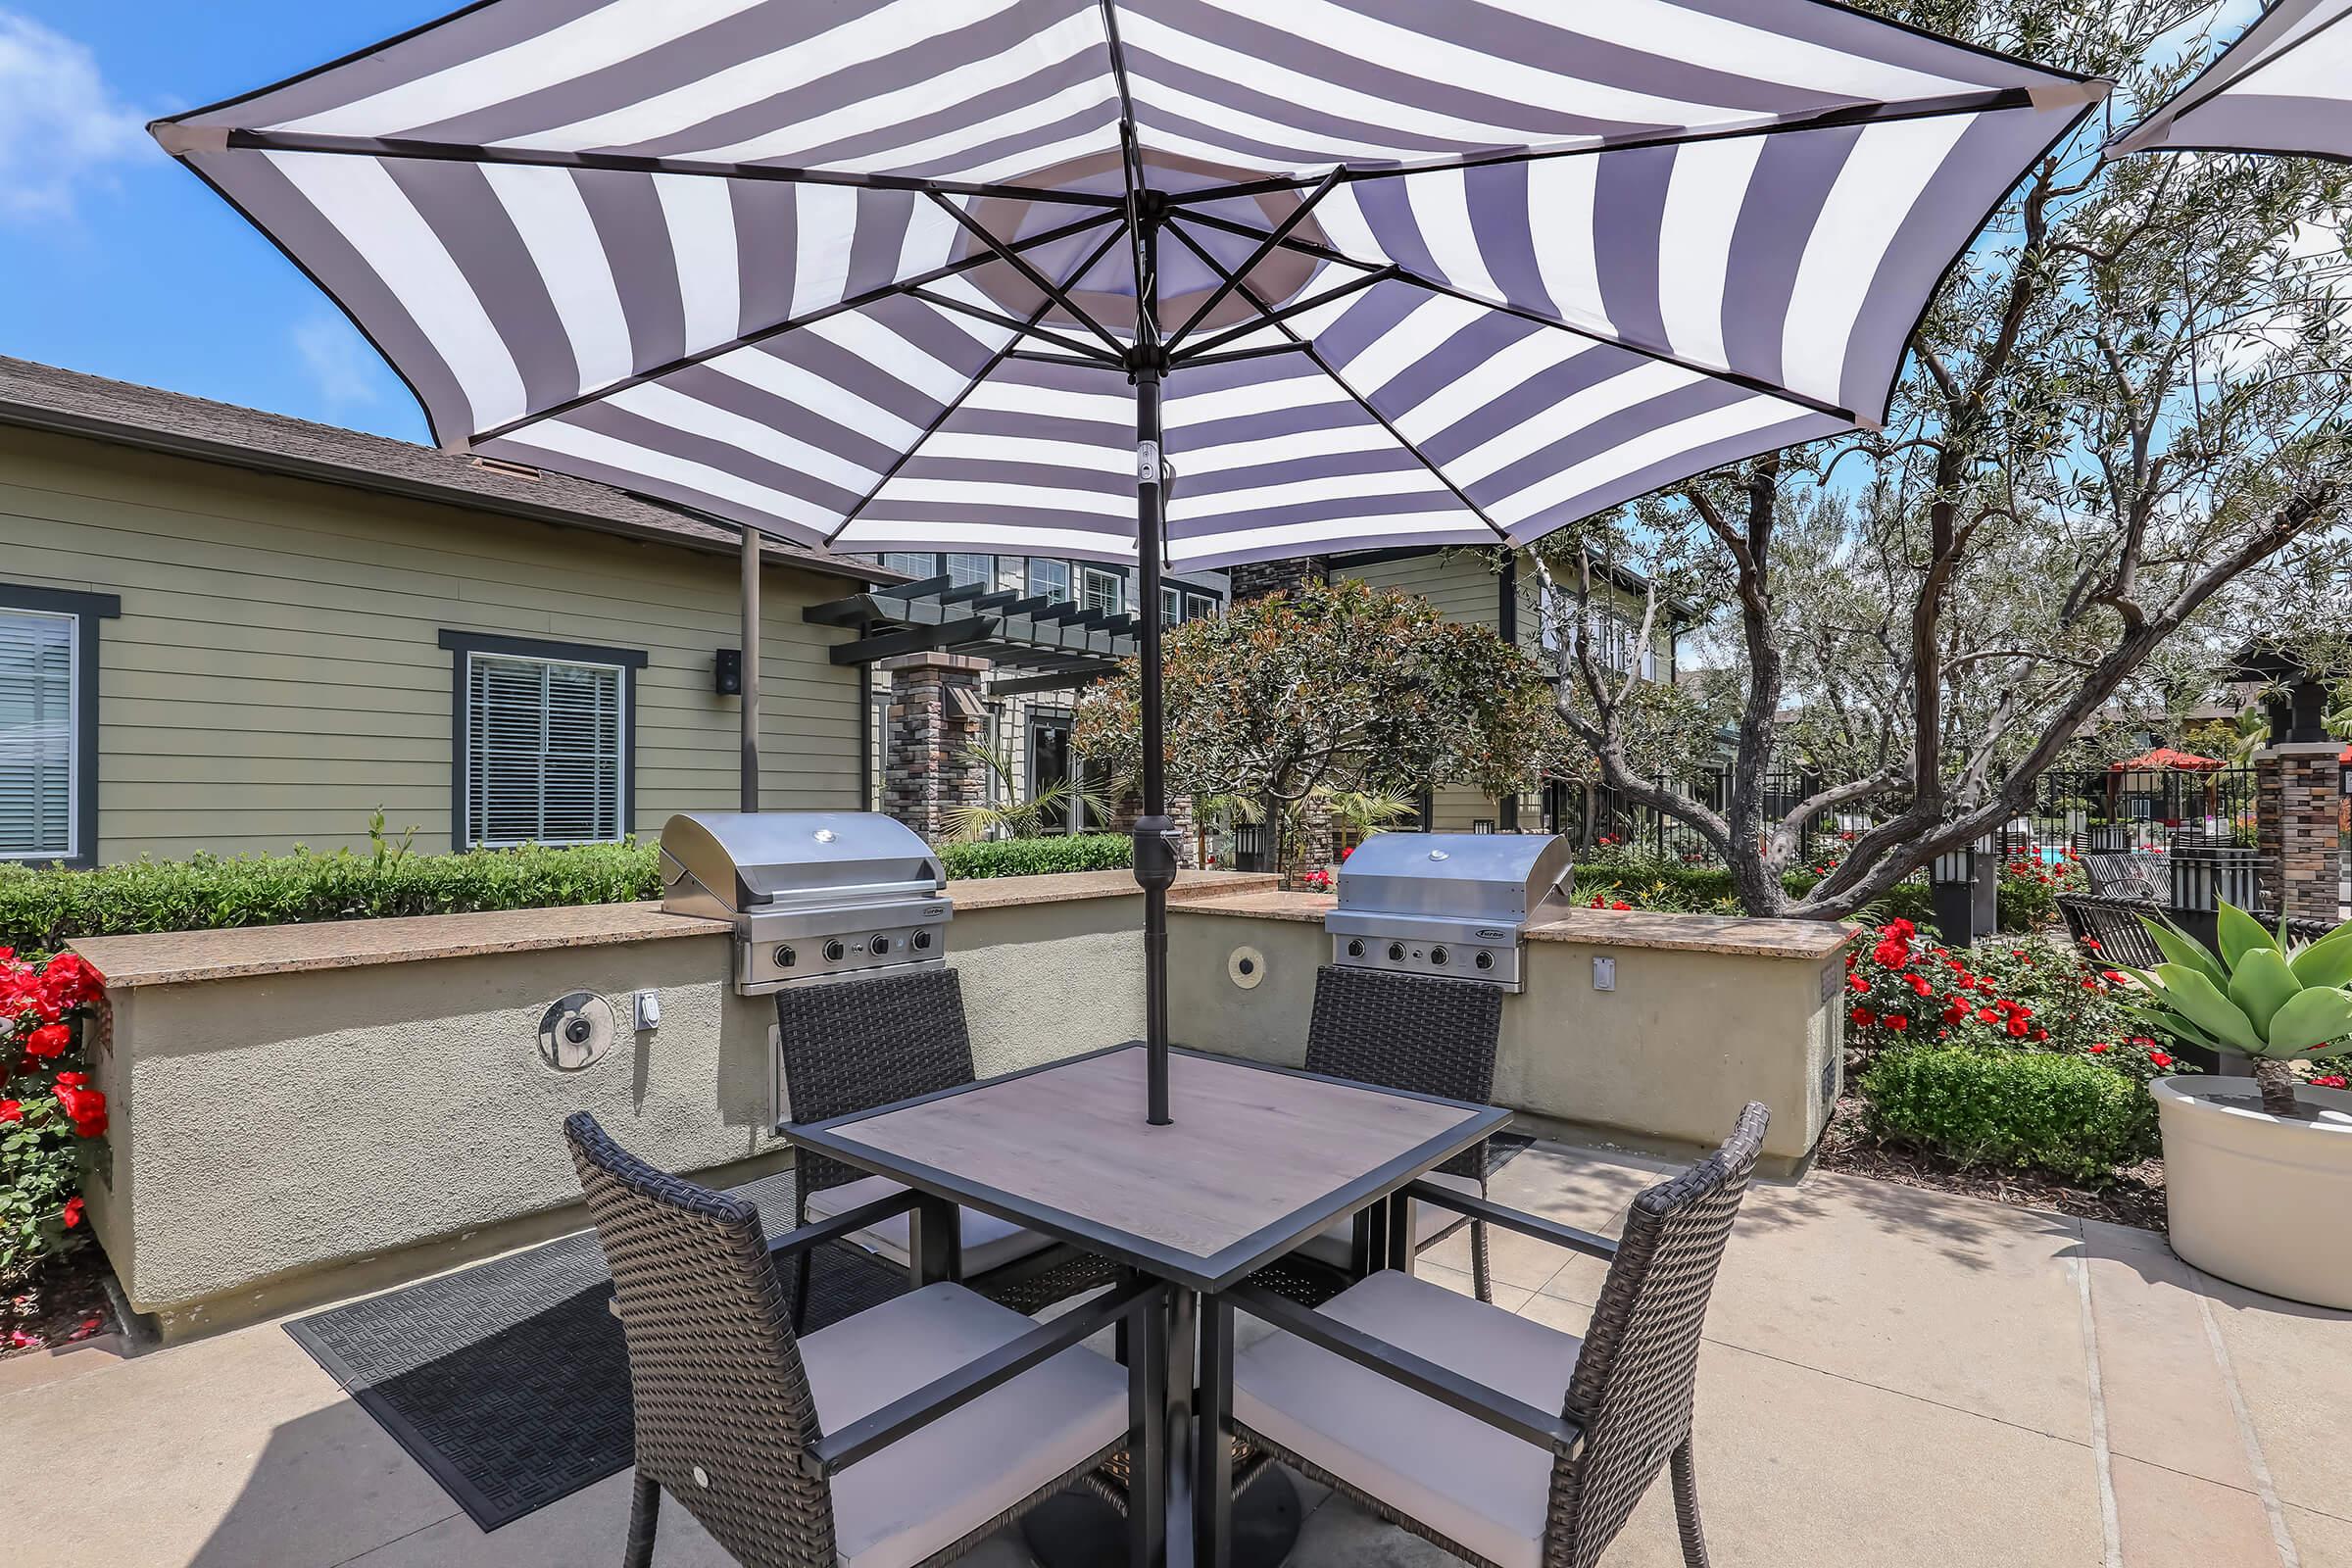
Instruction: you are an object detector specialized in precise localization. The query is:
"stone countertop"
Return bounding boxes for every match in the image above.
[71,869,1283,989]
[1175,889,1851,959]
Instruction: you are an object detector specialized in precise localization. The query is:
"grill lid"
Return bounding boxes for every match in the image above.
[659,810,945,918]
[1333,832,1575,923]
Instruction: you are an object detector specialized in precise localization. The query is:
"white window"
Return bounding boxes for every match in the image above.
[0,608,77,862]
[945,553,992,589]
[1184,592,1219,621]
[881,551,934,579]
[1160,584,1182,626]
[1028,559,1072,604]
[460,650,630,847]
[1081,566,1123,614]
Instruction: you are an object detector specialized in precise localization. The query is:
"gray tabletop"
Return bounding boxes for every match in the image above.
[785,1042,1509,1293]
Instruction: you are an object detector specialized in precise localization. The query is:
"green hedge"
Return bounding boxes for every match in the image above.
[1859,1046,2157,1182]
[936,833,1132,880]
[1569,860,1936,925]
[0,832,1147,954]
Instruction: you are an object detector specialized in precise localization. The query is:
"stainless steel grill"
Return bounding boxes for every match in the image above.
[1326,832,1574,992]
[659,810,950,994]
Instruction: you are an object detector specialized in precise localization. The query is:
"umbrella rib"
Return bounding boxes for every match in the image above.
[468,210,1119,447]
[1169,264,1396,363]
[1158,85,2058,206]
[1097,0,1155,354]
[202,127,1123,206]
[1161,220,1511,546]
[1161,166,1346,354]
[924,191,1129,358]
[822,222,1130,548]
[1174,207,1860,425]
[907,287,1126,364]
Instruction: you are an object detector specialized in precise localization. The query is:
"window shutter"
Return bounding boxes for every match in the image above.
[466,653,624,847]
[0,610,75,860]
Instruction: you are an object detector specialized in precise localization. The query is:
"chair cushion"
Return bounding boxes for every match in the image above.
[1292,1170,1484,1270]
[1232,1270,1582,1568]
[801,1282,1128,1568]
[804,1174,1055,1277]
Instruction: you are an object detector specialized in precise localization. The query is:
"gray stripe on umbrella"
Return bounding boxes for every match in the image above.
[1716,122,1859,392]
[854,497,1130,529]
[1172,487,1466,531]
[1173,446,1436,501]
[475,433,837,545]
[1591,144,1677,366]
[562,399,872,514]
[727,179,800,336]
[380,156,581,415]
[574,167,686,379]
[1504,409,1841,545]
[749,333,949,431]
[895,454,1134,494]
[1404,334,1644,470]
[659,362,906,474]
[1469,376,1750,509]
[2148,92,2352,157]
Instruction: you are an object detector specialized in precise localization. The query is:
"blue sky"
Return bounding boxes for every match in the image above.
[0,3,447,441]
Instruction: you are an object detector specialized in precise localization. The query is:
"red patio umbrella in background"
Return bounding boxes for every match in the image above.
[2110,747,2227,772]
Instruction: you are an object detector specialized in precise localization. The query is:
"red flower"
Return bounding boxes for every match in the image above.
[1885,1014,1909,1032]
[2030,1026,2047,1042]
[2081,938,2102,951]
[1976,978,1997,994]
[2006,1016,2030,1039]
[1847,974,1869,995]
[1610,901,1631,911]
[1976,1006,1999,1023]
[2101,970,2126,986]
[0,1100,19,1122]
[2313,1075,2348,1090]
[52,1084,106,1138]
[1907,973,1934,997]
[61,1197,83,1229]
[2089,1043,2111,1054]
[1850,1007,1877,1028]
[2147,1052,2174,1069]
[22,1023,69,1059]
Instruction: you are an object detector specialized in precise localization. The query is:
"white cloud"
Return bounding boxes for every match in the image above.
[0,10,150,221]
[293,312,385,409]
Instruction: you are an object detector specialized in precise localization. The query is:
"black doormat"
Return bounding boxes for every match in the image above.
[284,1171,907,1531]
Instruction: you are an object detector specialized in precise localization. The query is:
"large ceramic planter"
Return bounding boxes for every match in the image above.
[2153,1075,2352,1308]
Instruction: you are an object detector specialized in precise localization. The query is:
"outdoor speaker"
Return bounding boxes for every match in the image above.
[714,648,742,695]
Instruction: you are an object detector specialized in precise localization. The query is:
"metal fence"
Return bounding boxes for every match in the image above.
[2024,765,2260,855]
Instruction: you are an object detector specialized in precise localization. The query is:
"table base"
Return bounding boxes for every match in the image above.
[1019,1466,1301,1568]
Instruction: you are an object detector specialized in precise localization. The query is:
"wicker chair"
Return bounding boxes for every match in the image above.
[1276,965,1503,1302]
[1224,1102,1771,1568]
[564,1111,1161,1568]
[777,968,1115,1320]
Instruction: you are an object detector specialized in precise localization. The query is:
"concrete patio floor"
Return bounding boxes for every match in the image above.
[5,1142,2345,1568]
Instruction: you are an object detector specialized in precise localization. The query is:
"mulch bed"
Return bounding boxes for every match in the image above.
[1814,1091,2170,1235]
[3,1240,120,1357]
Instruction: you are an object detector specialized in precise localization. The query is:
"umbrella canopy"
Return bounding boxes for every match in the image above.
[152,0,2101,1122]
[2108,0,2352,161]
[2111,747,2227,772]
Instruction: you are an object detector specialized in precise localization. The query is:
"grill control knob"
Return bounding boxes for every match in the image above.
[1345,938,1365,958]
[911,930,933,952]
[1429,946,1450,966]
[822,940,846,961]
[869,935,892,956]
[1474,951,1494,971]
[1386,942,1406,962]
[773,945,796,968]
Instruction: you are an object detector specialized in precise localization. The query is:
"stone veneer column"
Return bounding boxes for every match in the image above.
[1226,556,1326,602]
[2256,741,2344,922]
[877,652,991,843]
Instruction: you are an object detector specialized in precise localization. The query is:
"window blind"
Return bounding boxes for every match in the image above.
[465,653,624,847]
[0,609,75,861]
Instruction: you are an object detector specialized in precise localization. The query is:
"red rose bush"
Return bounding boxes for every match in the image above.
[0,949,106,1279]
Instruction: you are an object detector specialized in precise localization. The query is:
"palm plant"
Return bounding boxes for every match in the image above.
[1315,785,1421,846]
[2122,902,2352,1114]
[940,747,1117,844]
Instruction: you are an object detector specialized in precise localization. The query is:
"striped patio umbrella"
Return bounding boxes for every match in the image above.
[152,0,2102,1122]
[2109,0,2352,160]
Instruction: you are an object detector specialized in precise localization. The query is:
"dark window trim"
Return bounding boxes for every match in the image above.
[438,629,647,852]
[0,583,120,869]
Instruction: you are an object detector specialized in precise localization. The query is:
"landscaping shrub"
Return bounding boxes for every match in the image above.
[1569,847,1935,925]
[934,833,1132,880]
[1859,1046,2158,1182]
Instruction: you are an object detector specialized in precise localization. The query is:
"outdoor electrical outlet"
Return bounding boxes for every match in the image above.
[634,990,662,1030]
[1592,956,1617,992]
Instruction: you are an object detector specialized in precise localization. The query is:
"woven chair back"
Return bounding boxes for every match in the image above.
[777,967,975,1197]
[564,1112,836,1568]
[1547,1102,1770,1568]
[2055,895,2169,968]
[1305,965,1501,1179]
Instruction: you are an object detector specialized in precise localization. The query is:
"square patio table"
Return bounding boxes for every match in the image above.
[784,1040,1509,1568]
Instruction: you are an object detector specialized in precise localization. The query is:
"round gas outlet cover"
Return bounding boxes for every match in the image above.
[1227,945,1268,990]
[538,991,615,1072]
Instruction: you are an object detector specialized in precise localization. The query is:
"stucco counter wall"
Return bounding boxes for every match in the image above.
[70,870,1270,1336]
[1168,892,1847,1167]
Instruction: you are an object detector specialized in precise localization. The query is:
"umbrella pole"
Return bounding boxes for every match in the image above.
[1134,352,1175,1125]
[740,521,760,813]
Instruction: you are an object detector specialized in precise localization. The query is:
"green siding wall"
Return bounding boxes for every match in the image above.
[0,426,862,861]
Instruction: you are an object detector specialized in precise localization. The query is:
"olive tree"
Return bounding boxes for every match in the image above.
[1072,577,1564,882]
[1544,0,2352,918]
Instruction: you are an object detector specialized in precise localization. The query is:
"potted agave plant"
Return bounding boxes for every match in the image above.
[2122,902,2352,1307]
